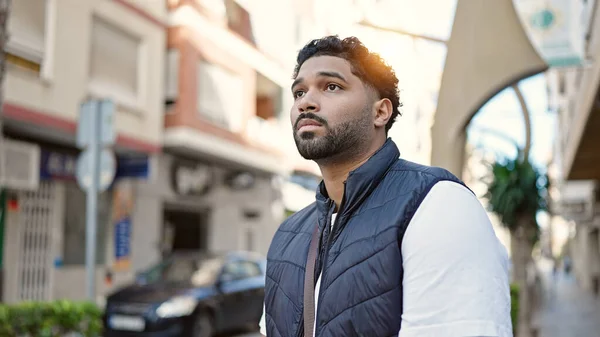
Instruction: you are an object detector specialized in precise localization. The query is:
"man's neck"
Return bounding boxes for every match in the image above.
[318,138,386,210]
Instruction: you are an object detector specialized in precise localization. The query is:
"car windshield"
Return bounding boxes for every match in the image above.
[141,255,224,286]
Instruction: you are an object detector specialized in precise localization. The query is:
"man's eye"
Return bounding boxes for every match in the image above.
[293,91,305,99]
[326,84,341,91]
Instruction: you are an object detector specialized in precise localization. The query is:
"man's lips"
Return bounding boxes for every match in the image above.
[297,119,323,131]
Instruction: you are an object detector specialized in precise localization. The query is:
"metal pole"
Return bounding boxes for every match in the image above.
[85,102,100,300]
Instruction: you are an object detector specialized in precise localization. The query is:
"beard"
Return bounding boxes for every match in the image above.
[293,107,371,161]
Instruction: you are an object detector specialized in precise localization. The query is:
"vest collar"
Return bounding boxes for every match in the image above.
[316,138,400,217]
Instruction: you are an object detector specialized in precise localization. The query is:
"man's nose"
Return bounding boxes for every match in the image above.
[298,90,320,113]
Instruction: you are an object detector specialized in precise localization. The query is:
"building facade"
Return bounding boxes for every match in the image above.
[1,0,166,303]
[158,0,295,258]
[0,0,325,304]
[546,0,600,294]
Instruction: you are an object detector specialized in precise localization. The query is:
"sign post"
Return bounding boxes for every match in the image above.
[76,100,116,300]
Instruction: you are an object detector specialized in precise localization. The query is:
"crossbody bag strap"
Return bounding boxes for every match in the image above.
[303,223,320,337]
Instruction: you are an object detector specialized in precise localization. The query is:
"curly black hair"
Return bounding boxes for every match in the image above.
[293,35,402,133]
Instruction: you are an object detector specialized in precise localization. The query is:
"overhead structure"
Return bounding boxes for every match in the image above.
[431,0,548,177]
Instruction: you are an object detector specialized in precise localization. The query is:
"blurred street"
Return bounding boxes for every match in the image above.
[1,0,600,336]
[537,259,600,337]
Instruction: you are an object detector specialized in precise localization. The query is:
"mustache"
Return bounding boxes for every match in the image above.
[294,113,328,130]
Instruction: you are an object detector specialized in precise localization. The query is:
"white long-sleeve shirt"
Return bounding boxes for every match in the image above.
[260,181,513,337]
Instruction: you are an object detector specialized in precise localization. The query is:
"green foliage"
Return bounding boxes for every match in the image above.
[485,154,548,238]
[284,209,295,218]
[510,283,519,334]
[0,300,103,337]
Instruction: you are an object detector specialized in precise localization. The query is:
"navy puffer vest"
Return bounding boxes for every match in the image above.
[265,139,465,337]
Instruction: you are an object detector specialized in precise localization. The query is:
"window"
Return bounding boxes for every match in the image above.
[256,73,283,120]
[225,0,254,43]
[165,49,180,111]
[142,256,223,285]
[575,68,584,88]
[568,99,576,120]
[256,96,274,120]
[89,17,141,108]
[221,260,261,281]
[63,183,111,265]
[7,0,47,71]
[558,73,566,94]
[197,60,244,131]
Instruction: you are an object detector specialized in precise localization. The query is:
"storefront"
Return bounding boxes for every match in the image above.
[137,153,283,263]
[0,137,283,303]
[0,135,153,303]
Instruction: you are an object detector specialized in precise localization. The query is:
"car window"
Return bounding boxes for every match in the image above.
[141,256,223,284]
[163,259,197,281]
[222,260,261,281]
[191,258,224,286]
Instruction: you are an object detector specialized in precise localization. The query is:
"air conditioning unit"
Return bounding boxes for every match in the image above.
[0,139,40,191]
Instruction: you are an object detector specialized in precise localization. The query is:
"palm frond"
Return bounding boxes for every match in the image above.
[484,152,547,237]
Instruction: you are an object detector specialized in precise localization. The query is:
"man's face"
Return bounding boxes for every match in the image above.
[290,56,374,161]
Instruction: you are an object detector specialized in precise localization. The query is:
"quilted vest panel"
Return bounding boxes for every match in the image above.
[265,141,465,337]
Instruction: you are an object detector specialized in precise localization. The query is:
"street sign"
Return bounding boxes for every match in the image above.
[76,148,116,193]
[76,99,116,300]
[77,100,116,149]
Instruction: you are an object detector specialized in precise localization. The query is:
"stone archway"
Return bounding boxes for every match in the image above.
[431,0,548,177]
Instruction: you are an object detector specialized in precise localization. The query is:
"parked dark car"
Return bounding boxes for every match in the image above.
[103,251,266,337]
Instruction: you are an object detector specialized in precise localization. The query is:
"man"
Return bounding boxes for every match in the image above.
[259,36,512,337]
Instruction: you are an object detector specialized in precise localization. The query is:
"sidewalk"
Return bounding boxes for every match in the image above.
[536,259,600,337]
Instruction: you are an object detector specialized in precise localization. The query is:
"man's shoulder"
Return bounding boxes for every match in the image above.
[390,158,463,183]
[385,159,473,207]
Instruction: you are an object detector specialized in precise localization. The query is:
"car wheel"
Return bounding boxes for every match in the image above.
[192,312,214,337]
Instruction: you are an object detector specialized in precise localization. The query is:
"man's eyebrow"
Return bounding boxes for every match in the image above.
[317,71,347,83]
[291,77,303,91]
[291,71,348,91]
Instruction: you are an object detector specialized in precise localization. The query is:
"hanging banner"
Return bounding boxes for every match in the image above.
[513,0,590,67]
[112,180,134,271]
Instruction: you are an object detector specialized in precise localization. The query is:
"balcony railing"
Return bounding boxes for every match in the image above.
[561,200,595,223]
[246,116,284,150]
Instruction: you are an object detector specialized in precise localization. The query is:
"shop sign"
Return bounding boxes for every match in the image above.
[40,149,151,182]
[171,160,214,196]
[40,151,77,181]
[513,0,588,67]
[224,171,255,190]
[116,156,151,180]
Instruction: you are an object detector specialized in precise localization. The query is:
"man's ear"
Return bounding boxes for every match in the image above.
[373,98,393,129]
